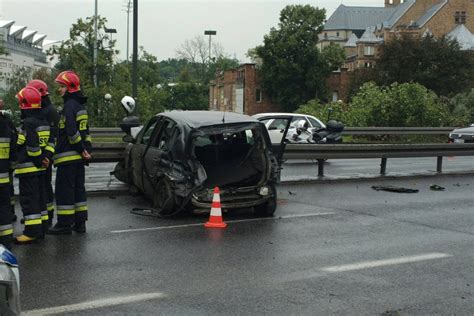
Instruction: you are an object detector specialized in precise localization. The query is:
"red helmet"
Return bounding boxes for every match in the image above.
[16,87,42,110]
[27,79,49,96]
[55,70,81,93]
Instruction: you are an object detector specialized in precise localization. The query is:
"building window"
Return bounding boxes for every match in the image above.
[324,33,328,38]
[256,88,262,103]
[364,46,375,56]
[455,11,467,24]
[365,62,373,68]
[336,32,340,37]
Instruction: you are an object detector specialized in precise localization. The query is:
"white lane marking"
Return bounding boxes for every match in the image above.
[321,253,452,273]
[110,212,335,234]
[23,292,166,315]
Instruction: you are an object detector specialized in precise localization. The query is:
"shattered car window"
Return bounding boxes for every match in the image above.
[153,120,176,150]
[141,119,159,145]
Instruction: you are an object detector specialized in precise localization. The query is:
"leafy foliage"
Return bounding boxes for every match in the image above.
[351,34,474,98]
[255,5,329,112]
[298,82,457,128]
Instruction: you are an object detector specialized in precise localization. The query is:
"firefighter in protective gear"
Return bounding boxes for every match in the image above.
[14,87,51,244]
[48,71,91,235]
[0,100,16,248]
[27,80,59,227]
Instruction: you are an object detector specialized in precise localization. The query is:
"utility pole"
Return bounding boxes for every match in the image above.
[124,0,132,62]
[93,0,98,87]
[132,0,138,106]
[204,30,216,63]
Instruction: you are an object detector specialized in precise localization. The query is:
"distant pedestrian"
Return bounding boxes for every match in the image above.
[27,80,59,229]
[48,71,92,235]
[14,87,50,244]
[0,99,17,249]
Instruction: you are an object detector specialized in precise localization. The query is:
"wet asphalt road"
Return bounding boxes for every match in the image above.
[13,174,474,315]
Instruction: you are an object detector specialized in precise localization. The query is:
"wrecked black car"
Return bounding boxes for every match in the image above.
[114,111,284,217]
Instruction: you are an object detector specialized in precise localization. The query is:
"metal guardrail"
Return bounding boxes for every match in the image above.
[342,127,454,135]
[283,143,474,176]
[90,141,474,177]
[90,127,457,138]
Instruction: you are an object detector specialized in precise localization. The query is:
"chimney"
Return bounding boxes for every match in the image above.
[385,0,401,7]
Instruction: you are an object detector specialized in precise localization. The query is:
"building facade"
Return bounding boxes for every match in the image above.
[210,1,474,112]
[0,20,56,94]
[209,64,280,115]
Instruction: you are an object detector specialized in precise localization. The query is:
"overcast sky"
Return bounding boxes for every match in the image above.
[1,0,382,62]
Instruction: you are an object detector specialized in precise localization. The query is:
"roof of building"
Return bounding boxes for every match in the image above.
[382,0,416,29]
[416,0,448,27]
[324,5,395,31]
[357,27,383,44]
[22,30,37,42]
[344,33,359,47]
[0,19,58,49]
[9,25,27,38]
[0,20,15,30]
[447,24,474,50]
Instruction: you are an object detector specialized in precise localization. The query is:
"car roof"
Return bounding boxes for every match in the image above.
[252,112,308,118]
[158,111,259,128]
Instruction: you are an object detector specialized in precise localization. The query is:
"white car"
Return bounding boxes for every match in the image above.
[448,123,474,143]
[252,113,326,144]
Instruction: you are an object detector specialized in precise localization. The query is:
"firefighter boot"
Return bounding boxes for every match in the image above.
[46,223,72,235]
[72,222,86,233]
[14,235,39,245]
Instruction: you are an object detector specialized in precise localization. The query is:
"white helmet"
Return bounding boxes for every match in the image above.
[121,96,136,114]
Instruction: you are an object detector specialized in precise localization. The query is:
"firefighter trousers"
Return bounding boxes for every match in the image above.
[55,163,87,227]
[0,185,13,244]
[19,174,43,238]
[44,165,54,224]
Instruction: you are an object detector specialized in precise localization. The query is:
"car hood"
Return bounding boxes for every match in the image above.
[451,126,474,134]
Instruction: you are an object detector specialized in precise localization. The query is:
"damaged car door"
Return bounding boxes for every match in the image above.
[142,118,181,215]
[129,117,160,191]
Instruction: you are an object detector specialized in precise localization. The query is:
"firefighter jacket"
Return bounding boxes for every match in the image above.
[53,92,92,166]
[15,110,50,177]
[41,96,59,160]
[0,112,16,185]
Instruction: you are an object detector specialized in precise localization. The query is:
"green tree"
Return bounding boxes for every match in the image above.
[376,34,474,97]
[254,4,328,112]
[321,43,346,71]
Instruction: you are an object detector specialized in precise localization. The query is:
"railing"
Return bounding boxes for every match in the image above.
[90,141,474,177]
[283,143,474,176]
[90,127,457,139]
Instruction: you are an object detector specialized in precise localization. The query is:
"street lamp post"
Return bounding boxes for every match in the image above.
[204,30,216,63]
[104,27,117,42]
[93,0,98,87]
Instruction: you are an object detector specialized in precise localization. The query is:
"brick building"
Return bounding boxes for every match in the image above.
[323,0,474,102]
[209,64,280,115]
[210,1,474,112]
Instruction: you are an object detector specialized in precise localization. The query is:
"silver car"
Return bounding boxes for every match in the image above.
[449,124,474,143]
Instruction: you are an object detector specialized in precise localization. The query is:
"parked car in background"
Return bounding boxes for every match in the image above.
[448,124,474,143]
[114,111,287,217]
[252,113,326,144]
[0,245,20,315]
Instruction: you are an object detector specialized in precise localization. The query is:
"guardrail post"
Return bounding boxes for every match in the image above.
[437,156,443,173]
[380,158,387,175]
[317,159,325,177]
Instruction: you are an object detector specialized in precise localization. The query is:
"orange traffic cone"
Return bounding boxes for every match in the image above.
[204,187,227,229]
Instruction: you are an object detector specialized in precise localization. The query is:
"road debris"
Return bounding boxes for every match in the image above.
[371,185,419,193]
[430,184,445,191]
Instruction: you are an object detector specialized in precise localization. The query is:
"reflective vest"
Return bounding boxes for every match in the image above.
[54,93,92,166]
[15,116,49,177]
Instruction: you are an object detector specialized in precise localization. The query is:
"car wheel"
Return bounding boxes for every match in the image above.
[152,178,176,218]
[254,183,277,217]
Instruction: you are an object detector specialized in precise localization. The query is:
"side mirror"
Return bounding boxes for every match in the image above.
[122,134,134,143]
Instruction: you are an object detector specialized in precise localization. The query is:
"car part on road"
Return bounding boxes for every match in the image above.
[371,185,419,193]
